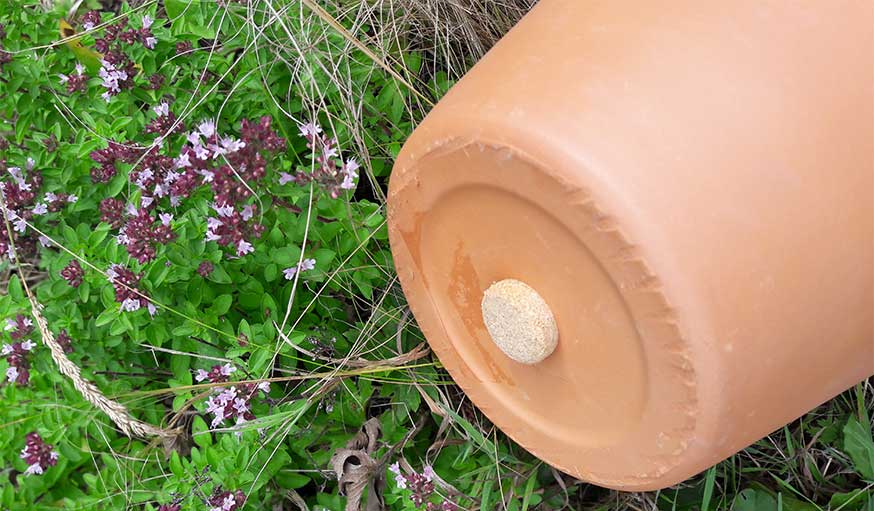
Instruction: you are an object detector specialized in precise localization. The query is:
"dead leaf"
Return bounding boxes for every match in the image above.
[330,418,385,511]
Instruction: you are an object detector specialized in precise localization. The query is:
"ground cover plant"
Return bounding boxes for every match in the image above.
[0,1,872,510]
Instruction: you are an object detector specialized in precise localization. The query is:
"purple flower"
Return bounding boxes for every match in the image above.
[194,143,211,160]
[219,136,245,153]
[59,63,88,93]
[176,41,193,54]
[81,10,100,31]
[56,329,73,353]
[32,203,48,215]
[290,122,361,197]
[6,314,33,339]
[3,334,35,385]
[60,259,84,287]
[194,363,235,383]
[121,297,141,312]
[392,464,439,508]
[109,265,152,312]
[207,488,246,511]
[119,208,175,263]
[197,261,214,277]
[20,432,58,476]
[203,383,268,428]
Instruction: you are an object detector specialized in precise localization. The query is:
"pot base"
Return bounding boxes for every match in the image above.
[388,136,700,489]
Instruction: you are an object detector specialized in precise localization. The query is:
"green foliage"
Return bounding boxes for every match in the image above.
[0,1,872,511]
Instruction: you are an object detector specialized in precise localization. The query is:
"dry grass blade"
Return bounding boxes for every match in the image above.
[299,0,433,105]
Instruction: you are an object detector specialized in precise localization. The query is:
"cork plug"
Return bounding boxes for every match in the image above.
[481,279,559,364]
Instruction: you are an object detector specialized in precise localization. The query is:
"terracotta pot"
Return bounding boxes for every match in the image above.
[387,0,873,491]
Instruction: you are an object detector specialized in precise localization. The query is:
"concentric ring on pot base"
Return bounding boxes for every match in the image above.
[387,138,700,489]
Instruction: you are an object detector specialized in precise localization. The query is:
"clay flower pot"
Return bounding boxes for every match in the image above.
[387,0,873,491]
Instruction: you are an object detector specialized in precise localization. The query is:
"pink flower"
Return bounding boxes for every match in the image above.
[142,15,154,30]
[422,465,436,481]
[340,158,359,190]
[175,152,191,168]
[212,203,233,217]
[153,102,169,116]
[278,172,294,185]
[194,363,236,383]
[241,204,254,221]
[283,258,316,280]
[198,120,216,138]
[121,297,141,312]
[236,239,254,256]
[219,136,245,153]
[299,121,322,138]
[194,143,210,160]
[389,462,407,489]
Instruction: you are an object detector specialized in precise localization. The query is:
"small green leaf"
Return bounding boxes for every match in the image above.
[95,308,117,327]
[209,264,232,284]
[844,416,874,480]
[7,274,22,301]
[169,450,184,477]
[733,489,777,511]
[211,294,233,315]
[164,0,191,20]
[191,416,213,448]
